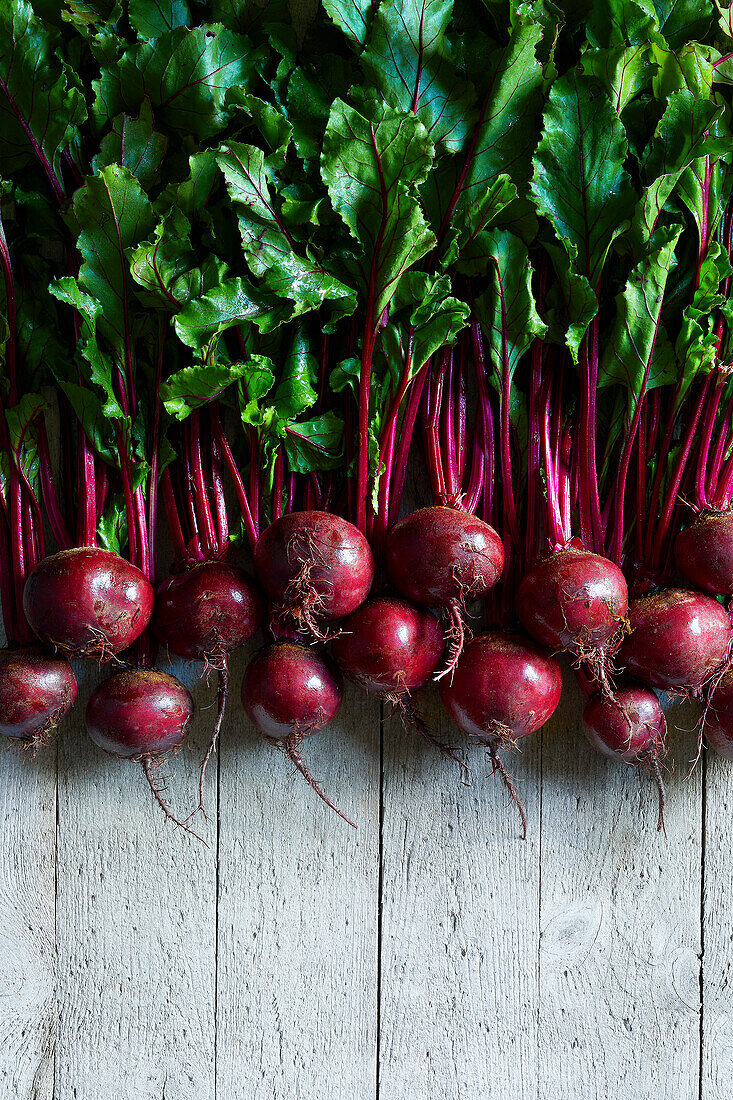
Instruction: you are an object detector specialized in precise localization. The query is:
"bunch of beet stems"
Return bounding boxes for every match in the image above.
[188,380,354,825]
[0,212,44,647]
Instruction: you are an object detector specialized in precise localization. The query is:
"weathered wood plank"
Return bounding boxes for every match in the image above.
[538,684,702,1100]
[54,661,218,1100]
[378,687,542,1099]
[215,651,380,1100]
[701,750,733,1100]
[0,740,56,1100]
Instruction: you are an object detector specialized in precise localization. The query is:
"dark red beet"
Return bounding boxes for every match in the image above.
[619,588,731,691]
[386,506,504,677]
[439,631,562,837]
[675,510,733,595]
[582,686,667,832]
[0,647,77,748]
[86,668,199,839]
[516,550,628,686]
[242,642,353,826]
[253,510,374,637]
[154,561,262,660]
[703,669,733,760]
[331,595,459,764]
[154,559,263,818]
[331,595,443,695]
[23,547,154,658]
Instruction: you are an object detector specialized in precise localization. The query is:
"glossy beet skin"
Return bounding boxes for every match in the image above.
[253,511,374,623]
[242,643,343,739]
[155,561,262,660]
[675,510,733,595]
[516,549,628,651]
[0,647,77,743]
[583,687,666,764]
[619,588,731,691]
[439,631,563,742]
[704,669,733,760]
[331,596,444,694]
[386,506,504,607]
[86,669,194,758]
[23,547,154,657]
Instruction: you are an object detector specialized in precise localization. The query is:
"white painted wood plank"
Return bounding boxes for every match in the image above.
[216,651,380,1100]
[54,660,218,1100]
[378,687,542,1099]
[0,739,56,1100]
[701,750,733,1100]
[538,683,702,1100]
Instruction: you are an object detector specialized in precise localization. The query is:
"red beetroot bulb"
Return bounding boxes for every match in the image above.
[516,549,628,686]
[386,505,504,677]
[86,669,200,839]
[0,647,77,748]
[619,588,731,691]
[242,642,353,826]
[439,631,562,837]
[154,561,262,661]
[23,547,154,658]
[675,510,733,596]
[582,686,668,832]
[331,595,459,764]
[253,510,374,638]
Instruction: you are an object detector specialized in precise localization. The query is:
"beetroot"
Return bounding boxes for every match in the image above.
[155,560,263,815]
[23,547,154,659]
[619,588,731,691]
[703,669,733,760]
[675,510,733,596]
[386,505,504,677]
[439,631,562,837]
[331,595,458,762]
[155,561,262,660]
[86,668,199,837]
[582,686,667,832]
[0,647,77,748]
[253,510,374,637]
[242,642,353,826]
[516,549,628,687]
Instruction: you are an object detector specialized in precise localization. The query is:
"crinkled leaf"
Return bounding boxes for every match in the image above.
[600,224,681,406]
[475,229,546,396]
[59,380,117,462]
[362,0,476,152]
[218,142,356,315]
[93,99,168,190]
[531,71,636,288]
[93,24,261,140]
[63,165,156,357]
[652,0,712,48]
[631,90,725,248]
[322,0,372,44]
[226,88,292,155]
[128,0,191,37]
[677,113,733,250]
[284,412,343,472]
[585,0,658,47]
[543,240,599,360]
[0,1,86,183]
[161,360,258,419]
[173,277,288,355]
[581,43,652,115]
[384,272,470,374]
[272,328,318,420]
[321,99,435,325]
[129,208,224,309]
[6,392,44,489]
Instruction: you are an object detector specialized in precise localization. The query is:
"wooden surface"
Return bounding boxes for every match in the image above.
[1,642,730,1099]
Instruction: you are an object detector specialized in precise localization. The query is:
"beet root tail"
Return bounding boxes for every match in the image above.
[141,754,208,845]
[488,741,527,841]
[283,732,357,829]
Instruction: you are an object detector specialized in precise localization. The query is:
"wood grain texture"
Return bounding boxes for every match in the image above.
[538,685,703,1100]
[378,686,542,1100]
[53,660,217,1100]
[0,741,56,1100]
[701,750,733,1100]
[215,649,380,1100]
